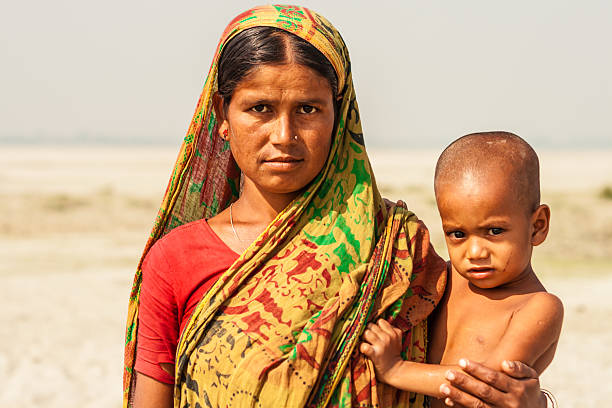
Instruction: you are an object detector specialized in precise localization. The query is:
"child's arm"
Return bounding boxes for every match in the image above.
[480,292,564,374]
[359,319,456,398]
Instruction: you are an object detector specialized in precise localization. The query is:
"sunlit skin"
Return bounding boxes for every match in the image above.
[436,170,542,290]
[221,63,334,195]
[360,167,563,408]
[133,62,336,408]
[209,62,335,255]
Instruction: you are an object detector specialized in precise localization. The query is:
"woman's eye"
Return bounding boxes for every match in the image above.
[251,104,269,113]
[298,105,317,114]
[448,231,465,239]
[489,228,504,236]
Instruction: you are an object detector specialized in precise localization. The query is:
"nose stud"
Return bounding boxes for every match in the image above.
[293,135,298,140]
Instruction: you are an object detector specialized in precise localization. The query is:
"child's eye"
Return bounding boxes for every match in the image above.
[447,231,465,239]
[488,228,504,235]
[251,104,270,113]
[298,105,317,114]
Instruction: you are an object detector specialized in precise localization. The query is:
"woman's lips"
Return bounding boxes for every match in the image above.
[263,157,303,170]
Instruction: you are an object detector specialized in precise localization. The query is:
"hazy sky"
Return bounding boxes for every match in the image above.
[1,0,610,149]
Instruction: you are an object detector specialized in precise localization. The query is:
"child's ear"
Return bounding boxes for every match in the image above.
[531,204,550,246]
[212,92,230,140]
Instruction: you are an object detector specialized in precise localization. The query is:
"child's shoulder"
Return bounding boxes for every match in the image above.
[516,290,564,322]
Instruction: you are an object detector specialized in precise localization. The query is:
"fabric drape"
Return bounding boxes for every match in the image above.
[123,5,446,408]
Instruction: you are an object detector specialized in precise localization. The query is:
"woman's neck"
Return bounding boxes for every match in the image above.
[233,181,299,226]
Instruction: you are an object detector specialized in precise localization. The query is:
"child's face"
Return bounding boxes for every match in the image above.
[436,172,542,289]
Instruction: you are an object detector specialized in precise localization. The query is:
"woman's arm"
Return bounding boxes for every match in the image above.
[441,359,547,408]
[133,371,174,408]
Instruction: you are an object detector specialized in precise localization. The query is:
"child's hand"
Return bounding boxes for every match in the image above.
[359,319,404,384]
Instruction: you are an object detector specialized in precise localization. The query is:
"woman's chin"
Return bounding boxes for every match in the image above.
[250,174,318,197]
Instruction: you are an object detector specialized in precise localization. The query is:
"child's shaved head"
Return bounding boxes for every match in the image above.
[435,131,540,213]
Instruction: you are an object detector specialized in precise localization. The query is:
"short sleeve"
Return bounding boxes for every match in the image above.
[134,242,178,384]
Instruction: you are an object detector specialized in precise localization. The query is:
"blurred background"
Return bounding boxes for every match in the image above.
[1,1,610,407]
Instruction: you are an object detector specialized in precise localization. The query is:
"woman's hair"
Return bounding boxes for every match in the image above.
[217,26,338,107]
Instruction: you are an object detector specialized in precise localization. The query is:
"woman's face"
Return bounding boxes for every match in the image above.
[215,62,335,199]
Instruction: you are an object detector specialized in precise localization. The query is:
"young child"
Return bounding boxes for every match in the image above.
[360,132,563,407]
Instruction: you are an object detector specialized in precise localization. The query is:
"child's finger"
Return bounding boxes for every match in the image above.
[359,342,375,357]
[377,319,402,342]
[367,322,386,338]
[362,328,381,344]
[377,319,396,336]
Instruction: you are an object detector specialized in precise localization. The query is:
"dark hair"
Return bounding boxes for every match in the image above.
[217,26,338,106]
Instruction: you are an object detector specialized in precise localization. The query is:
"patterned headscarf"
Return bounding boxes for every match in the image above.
[123,5,446,407]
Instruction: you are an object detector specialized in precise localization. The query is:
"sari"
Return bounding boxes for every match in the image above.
[123,5,446,408]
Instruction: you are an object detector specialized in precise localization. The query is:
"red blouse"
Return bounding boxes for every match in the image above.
[134,219,238,384]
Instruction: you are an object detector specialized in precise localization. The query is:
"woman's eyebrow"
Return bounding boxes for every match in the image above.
[296,97,329,105]
[235,96,276,106]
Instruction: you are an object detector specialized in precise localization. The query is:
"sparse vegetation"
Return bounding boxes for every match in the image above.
[97,184,114,197]
[124,196,156,209]
[600,185,612,200]
[43,194,89,211]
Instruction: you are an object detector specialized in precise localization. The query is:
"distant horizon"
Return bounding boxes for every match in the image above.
[2,133,611,151]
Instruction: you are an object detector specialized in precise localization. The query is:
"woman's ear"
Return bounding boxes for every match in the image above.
[531,204,551,246]
[212,92,229,140]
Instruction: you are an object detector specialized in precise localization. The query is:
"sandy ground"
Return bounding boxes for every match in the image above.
[0,146,611,407]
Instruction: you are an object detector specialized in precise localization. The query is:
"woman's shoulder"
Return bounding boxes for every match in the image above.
[156,218,209,246]
[146,218,237,265]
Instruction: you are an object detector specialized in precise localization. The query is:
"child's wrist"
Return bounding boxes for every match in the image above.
[380,359,405,388]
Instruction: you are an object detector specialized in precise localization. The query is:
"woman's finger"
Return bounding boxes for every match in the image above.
[444,368,506,405]
[448,360,544,408]
[439,383,492,408]
[455,359,512,393]
[501,360,538,379]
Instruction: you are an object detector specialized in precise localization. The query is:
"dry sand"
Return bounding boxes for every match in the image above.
[1,146,611,407]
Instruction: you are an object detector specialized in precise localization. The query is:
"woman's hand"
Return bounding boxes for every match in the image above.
[439,359,546,408]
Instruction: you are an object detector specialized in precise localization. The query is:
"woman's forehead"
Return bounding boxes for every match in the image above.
[233,63,334,98]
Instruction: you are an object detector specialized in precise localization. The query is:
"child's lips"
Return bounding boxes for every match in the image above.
[467,267,494,279]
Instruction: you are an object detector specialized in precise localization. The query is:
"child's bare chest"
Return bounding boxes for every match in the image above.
[428,283,523,366]
[432,309,511,366]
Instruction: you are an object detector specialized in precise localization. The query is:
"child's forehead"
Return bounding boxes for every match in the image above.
[436,170,533,219]
[437,165,517,195]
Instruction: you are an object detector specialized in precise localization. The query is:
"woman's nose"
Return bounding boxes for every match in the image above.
[467,238,489,260]
[270,113,295,145]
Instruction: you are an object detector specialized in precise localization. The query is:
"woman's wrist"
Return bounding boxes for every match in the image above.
[541,389,558,407]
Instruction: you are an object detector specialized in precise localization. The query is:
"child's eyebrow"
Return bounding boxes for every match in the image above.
[441,222,461,230]
[477,218,512,227]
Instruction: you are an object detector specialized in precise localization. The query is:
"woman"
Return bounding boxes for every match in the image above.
[123,5,548,408]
